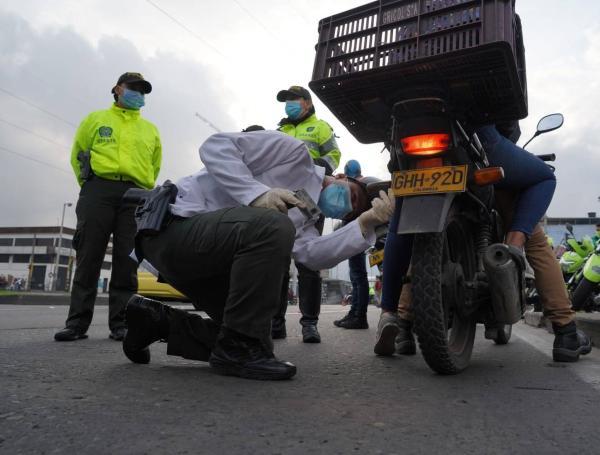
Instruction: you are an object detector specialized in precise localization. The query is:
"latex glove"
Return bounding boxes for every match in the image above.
[357,189,394,234]
[250,188,305,214]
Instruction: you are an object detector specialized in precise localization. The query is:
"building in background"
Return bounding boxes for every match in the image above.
[545,213,599,244]
[0,226,113,292]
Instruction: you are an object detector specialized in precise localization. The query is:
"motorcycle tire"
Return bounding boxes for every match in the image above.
[571,277,597,311]
[493,324,512,345]
[412,210,477,375]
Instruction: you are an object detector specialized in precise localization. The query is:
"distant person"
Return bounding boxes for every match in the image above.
[54,72,162,342]
[273,85,342,343]
[593,223,600,247]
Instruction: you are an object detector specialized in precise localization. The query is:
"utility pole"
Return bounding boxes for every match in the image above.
[52,202,72,291]
[194,112,222,133]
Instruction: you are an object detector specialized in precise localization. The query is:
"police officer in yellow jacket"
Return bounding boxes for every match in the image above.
[55,72,162,342]
[277,86,341,175]
[274,86,341,343]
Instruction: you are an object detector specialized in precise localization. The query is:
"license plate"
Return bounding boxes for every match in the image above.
[369,249,385,267]
[392,165,468,196]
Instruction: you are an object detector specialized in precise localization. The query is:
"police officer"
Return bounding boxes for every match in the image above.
[274,85,342,343]
[54,72,162,342]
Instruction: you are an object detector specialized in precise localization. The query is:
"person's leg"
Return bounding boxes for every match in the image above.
[271,270,290,339]
[477,125,556,247]
[339,252,370,329]
[57,179,116,339]
[375,197,414,355]
[107,183,139,335]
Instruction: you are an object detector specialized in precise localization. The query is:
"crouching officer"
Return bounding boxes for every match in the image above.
[122,129,392,380]
[54,72,162,342]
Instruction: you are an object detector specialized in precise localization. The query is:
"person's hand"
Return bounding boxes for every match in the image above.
[250,188,306,214]
[357,189,394,233]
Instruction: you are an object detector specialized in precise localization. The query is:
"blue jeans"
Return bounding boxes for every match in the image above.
[380,125,556,313]
[476,125,556,236]
[348,252,369,317]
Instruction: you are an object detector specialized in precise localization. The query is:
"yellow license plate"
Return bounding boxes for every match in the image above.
[369,249,385,267]
[392,165,468,196]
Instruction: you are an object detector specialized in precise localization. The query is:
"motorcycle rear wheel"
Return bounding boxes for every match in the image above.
[412,212,477,375]
[571,277,597,311]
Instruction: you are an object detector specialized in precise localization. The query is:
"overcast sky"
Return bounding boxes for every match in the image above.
[1,0,599,230]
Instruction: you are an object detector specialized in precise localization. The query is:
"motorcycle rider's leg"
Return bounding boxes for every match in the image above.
[338,252,369,329]
[396,282,416,355]
[375,198,413,355]
[525,224,592,361]
[477,125,557,248]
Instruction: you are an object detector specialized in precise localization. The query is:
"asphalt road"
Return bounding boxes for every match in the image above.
[1,304,600,454]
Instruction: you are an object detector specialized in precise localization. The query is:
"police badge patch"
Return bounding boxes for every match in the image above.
[99,126,113,137]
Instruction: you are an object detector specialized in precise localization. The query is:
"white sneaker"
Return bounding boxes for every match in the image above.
[374,311,400,356]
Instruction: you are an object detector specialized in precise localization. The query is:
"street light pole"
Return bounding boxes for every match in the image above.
[52,202,72,291]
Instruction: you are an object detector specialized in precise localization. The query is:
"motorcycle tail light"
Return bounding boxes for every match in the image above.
[473,167,505,186]
[401,133,450,156]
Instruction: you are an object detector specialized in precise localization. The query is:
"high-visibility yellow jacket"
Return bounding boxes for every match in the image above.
[70,104,162,189]
[278,113,341,174]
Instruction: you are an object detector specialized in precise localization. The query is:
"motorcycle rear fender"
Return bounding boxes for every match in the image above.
[583,253,600,283]
[397,193,456,234]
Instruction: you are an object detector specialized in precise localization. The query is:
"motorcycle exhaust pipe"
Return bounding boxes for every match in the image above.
[483,244,524,324]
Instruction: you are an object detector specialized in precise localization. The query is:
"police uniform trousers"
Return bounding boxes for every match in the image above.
[66,177,139,332]
[139,206,295,357]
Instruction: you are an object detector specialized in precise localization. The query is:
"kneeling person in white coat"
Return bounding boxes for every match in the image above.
[123,129,392,380]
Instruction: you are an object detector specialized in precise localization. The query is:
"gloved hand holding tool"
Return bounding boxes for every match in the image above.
[250,188,306,214]
[357,189,394,234]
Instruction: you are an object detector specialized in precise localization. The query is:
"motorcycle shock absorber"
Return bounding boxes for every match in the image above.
[476,222,492,272]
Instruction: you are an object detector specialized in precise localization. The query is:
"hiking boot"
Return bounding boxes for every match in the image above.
[374,311,400,356]
[338,315,369,330]
[552,322,592,362]
[395,318,416,355]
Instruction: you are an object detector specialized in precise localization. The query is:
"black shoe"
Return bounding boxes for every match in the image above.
[553,322,592,362]
[338,315,369,329]
[54,327,88,342]
[395,319,417,355]
[333,310,354,327]
[123,295,170,364]
[271,318,287,340]
[302,324,321,343]
[109,327,127,341]
[209,328,296,380]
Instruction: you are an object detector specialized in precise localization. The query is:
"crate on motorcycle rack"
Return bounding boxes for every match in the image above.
[309,0,528,144]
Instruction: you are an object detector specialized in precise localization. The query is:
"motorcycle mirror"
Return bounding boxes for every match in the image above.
[566,223,574,234]
[537,113,564,134]
[522,113,564,150]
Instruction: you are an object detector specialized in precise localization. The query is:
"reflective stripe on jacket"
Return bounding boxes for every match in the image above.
[278,113,341,173]
[70,104,162,189]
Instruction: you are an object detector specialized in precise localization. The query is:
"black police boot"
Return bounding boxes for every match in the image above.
[271,317,287,340]
[109,327,127,341]
[338,314,369,330]
[333,310,354,327]
[552,321,592,362]
[395,318,417,355]
[301,321,321,343]
[209,327,296,380]
[54,326,88,342]
[122,295,170,364]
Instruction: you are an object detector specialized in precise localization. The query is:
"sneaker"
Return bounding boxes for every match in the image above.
[394,319,416,355]
[374,312,400,356]
[338,315,369,330]
[552,322,592,362]
[333,310,354,327]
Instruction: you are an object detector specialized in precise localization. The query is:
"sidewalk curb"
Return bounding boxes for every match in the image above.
[0,293,108,306]
[523,309,600,346]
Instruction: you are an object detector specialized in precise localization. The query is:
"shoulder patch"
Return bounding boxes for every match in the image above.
[98,126,113,137]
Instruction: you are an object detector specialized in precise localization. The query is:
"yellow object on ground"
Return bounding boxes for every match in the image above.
[137,271,188,301]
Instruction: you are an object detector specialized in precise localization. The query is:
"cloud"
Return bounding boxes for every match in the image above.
[0,11,235,228]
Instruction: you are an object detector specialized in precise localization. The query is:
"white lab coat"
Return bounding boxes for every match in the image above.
[170,130,374,271]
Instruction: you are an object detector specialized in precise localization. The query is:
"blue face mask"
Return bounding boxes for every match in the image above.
[285,100,303,120]
[120,88,145,110]
[318,182,353,219]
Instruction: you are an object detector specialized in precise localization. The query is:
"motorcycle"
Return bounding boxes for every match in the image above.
[571,242,600,312]
[386,104,562,374]
[558,226,595,298]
